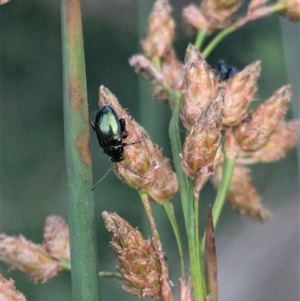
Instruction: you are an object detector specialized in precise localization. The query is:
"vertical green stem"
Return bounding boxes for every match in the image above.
[163,202,185,276]
[194,197,200,261]
[194,29,208,51]
[194,196,206,297]
[200,154,235,255]
[139,192,174,301]
[61,0,101,300]
[168,94,204,301]
[212,156,235,228]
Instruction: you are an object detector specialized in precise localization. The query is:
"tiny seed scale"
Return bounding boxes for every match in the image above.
[91,105,145,190]
[214,61,253,123]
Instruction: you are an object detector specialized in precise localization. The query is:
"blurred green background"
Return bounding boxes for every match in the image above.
[1,0,299,300]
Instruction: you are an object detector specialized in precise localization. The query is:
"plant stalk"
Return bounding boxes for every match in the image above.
[61,0,101,300]
[168,94,204,301]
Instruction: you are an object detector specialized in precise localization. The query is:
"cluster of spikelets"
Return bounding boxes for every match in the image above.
[126,43,298,220]
[182,0,300,33]
[129,0,299,221]
[1,0,299,300]
[0,214,173,300]
[98,86,179,206]
[102,211,166,299]
[0,216,70,299]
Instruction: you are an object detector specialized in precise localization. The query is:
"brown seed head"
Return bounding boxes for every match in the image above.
[0,274,27,301]
[182,95,223,193]
[129,51,183,101]
[43,216,70,262]
[212,163,270,221]
[238,120,300,163]
[182,4,209,35]
[222,61,261,127]
[102,211,162,299]
[181,44,218,130]
[248,0,268,11]
[233,85,291,152]
[129,55,164,84]
[99,86,156,191]
[149,147,178,205]
[234,0,273,28]
[142,0,175,59]
[152,50,184,100]
[179,278,193,301]
[0,234,60,283]
[200,0,242,30]
[279,0,300,22]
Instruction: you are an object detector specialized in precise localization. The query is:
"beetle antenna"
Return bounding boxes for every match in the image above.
[92,166,114,191]
[123,140,141,147]
[118,162,150,180]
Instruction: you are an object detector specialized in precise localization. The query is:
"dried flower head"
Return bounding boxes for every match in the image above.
[149,146,178,205]
[0,0,10,5]
[248,0,268,11]
[182,4,209,35]
[279,0,300,22]
[43,216,70,261]
[150,50,184,100]
[179,278,193,301]
[98,86,178,198]
[129,55,164,84]
[98,86,156,191]
[233,85,291,152]
[212,163,270,221]
[0,234,60,282]
[102,211,163,299]
[234,0,273,28]
[130,50,183,101]
[182,95,223,195]
[222,61,261,127]
[181,44,218,130]
[200,0,242,31]
[0,274,27,301]
[142,0,175,59]
[238,120,300,163]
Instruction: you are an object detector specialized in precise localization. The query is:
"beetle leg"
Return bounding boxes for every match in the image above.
[91,121,96,131]
[119,118,126,132]
[123,140,141,147]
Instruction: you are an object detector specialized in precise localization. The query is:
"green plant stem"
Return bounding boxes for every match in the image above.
[168,94,204,301]
[212,156,235,227]
[60,260,71,271]
[200,154,235,255]
[194,195,206,297]
[194,197,200,261]
[61,0,101,300]
[60,260,123,280]
[139,192,174,301]
[202,25,237,59]
[99,272,123,279]
[163,202,185,276]
[270,2,286,13]
[194,29,208,51]
[202,2,286,59]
